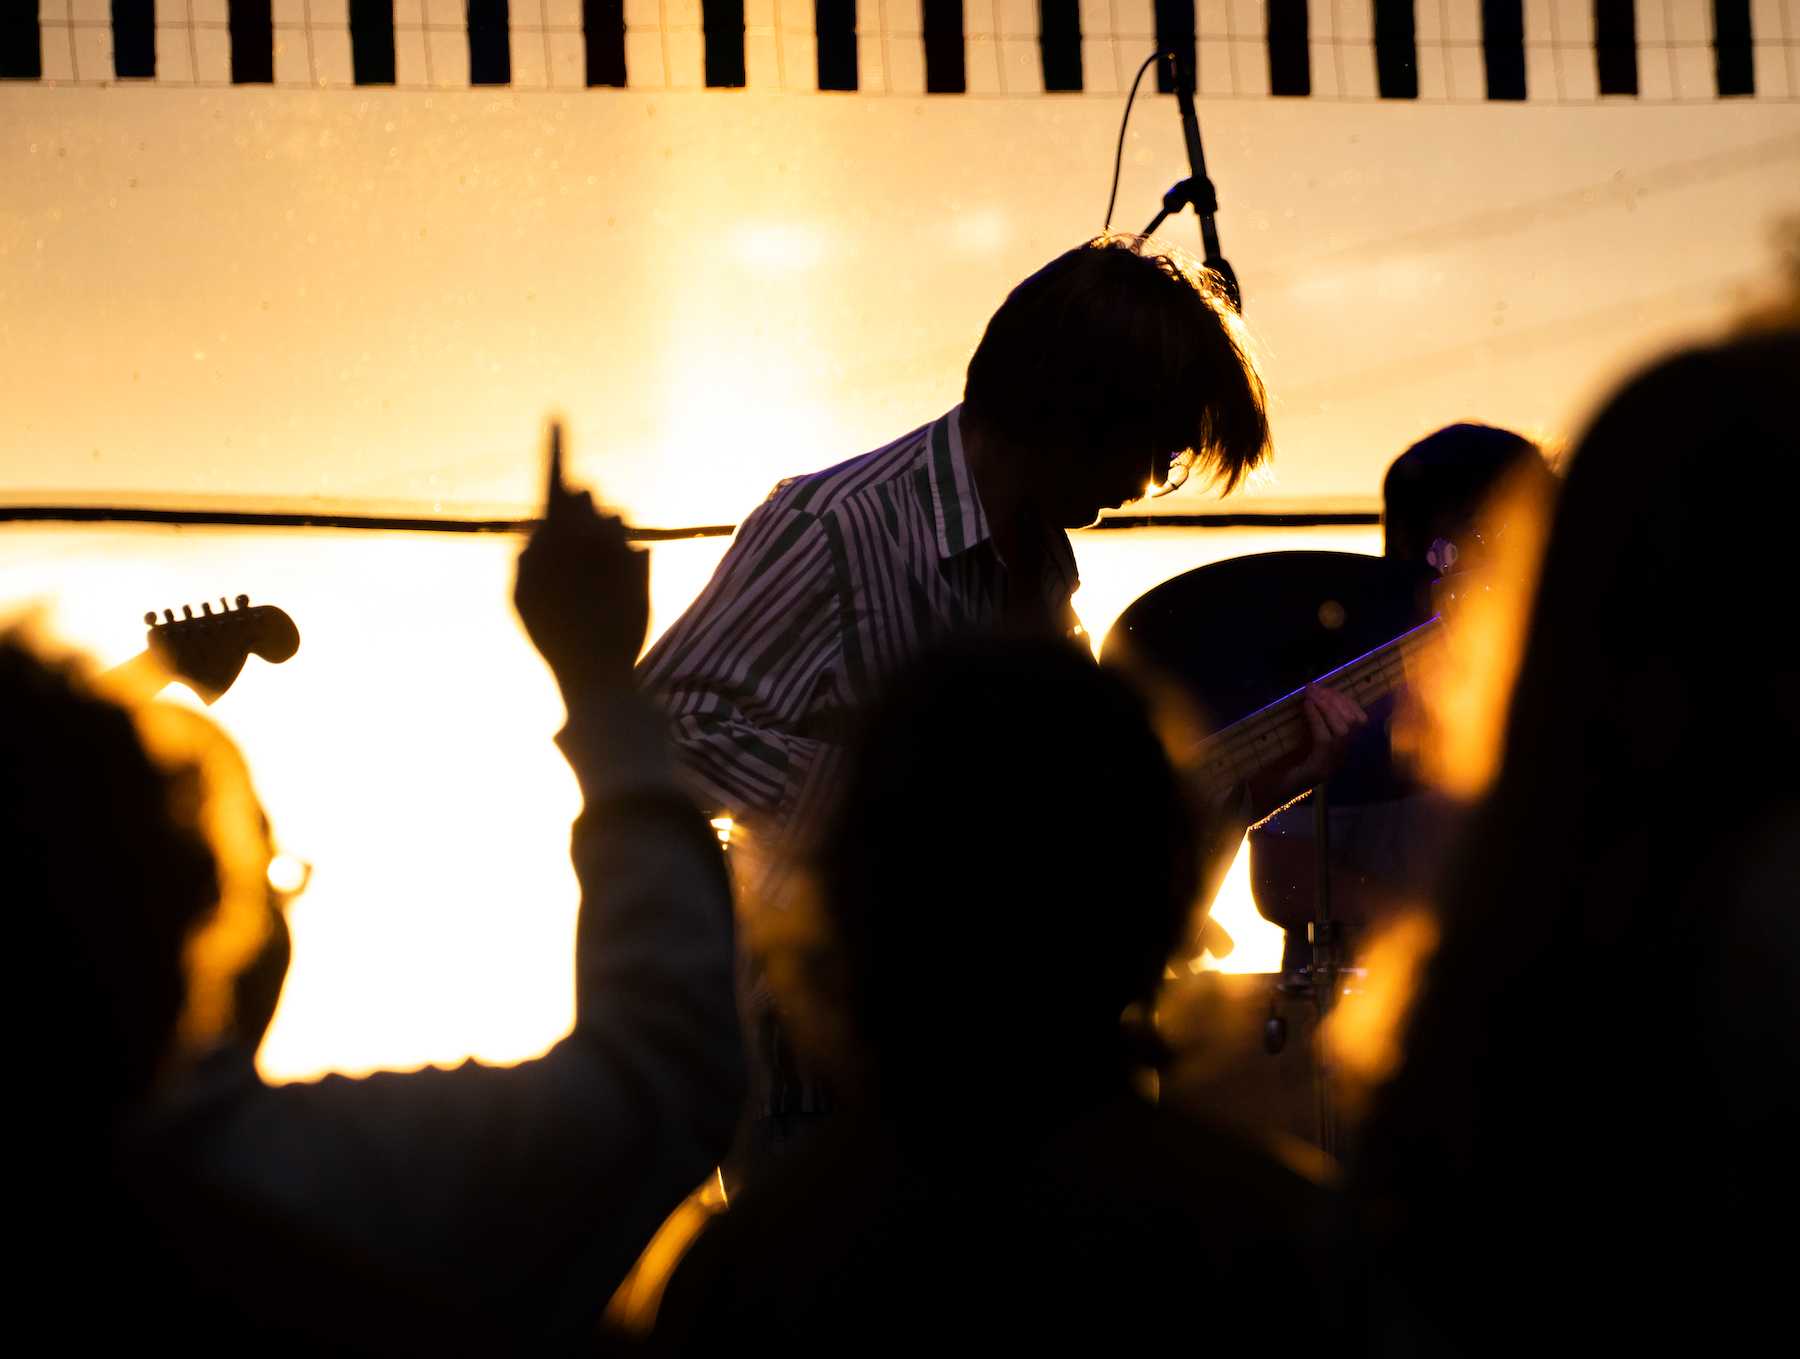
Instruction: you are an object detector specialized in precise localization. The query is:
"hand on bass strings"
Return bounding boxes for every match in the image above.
[514,420,650,700]
[1246,683,1368,818]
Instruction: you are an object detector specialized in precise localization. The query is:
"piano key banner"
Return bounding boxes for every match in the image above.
[1,1,1794,101]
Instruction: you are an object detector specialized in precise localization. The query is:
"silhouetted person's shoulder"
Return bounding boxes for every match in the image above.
[654,1096,1338,1354]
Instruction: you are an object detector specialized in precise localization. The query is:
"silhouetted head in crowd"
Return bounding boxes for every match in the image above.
[804,637,1202,1131]
[1356,325,1800,1345]
[1382,422,1553,573]
[962,235,1269,527]
[1,636,286,1137]
[4,637,216,1127]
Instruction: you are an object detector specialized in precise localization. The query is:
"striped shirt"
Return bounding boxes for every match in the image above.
[638,405,1081,849]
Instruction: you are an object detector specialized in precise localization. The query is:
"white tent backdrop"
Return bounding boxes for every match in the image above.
[2,6,1797,1078]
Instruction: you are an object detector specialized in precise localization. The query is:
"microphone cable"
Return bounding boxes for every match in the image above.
[1103,50,1168,233]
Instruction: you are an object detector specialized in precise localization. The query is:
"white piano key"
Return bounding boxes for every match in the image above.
[510,27,552,87]
[1231,35,1268,92]
[193,1,231,26]
[745,0,778,27]
[1307,0,1336,43]
[1190,35,1225,91]
[1750,37,1791,98]
[40,26,76,83]
[889,0,925,38]
[272,0,308,25]
[426,25,470,86]
[1418,28,1451,95]
[1340,40,1377,96]
[1114,0,1155,41]
[1309,38,1341,94]
[1334,0,1372,43]
[38,1,70,21]
[664,0,703,30]
[1228,0,1263,38]
[1552,0,1593,46]
[856,30,886,92]
[546,29,585,86]
[1666,0,1710,43]
[1443,0,1484,43]
[1560,37,1599,96]
[623,0,661,28]
[393,0,425,26]
[394,24,430,84]
[313,0,353,26]
[426,0,466,28]
[967,33,1004,92]
[274,28,314,85]
[313,24,353,84]
[783,30,820,92]
[999,35,1042,90]
[1080,36,1122,92]
[155,24,196,82]
[193,22,232,83]
[663,28,704,87]
[1197,0,1233,38]
[1670,37,1712,96]
[745,30,782,86]
[1078,0,1114,42]
[997,0,1038,37]
[69,0,112,21]
[1446,36,1483,96]
[1524,40,1560,98]
[885,35,926,92]
[623,29,668,86]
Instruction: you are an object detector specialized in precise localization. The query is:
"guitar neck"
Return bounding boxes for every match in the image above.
[1187,616,1443,798]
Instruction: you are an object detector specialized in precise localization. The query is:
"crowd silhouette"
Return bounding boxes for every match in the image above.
[4,243,1795,1354]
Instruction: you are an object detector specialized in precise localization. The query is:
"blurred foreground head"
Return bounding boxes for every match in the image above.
[1358,325,1800,1344]
[807,637,1200,1121]
[1,637,280,1132]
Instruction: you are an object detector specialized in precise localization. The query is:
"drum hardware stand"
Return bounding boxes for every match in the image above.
[1308,782,1342,1160]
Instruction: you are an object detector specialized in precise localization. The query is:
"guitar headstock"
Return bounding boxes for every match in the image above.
[144,595,300,704]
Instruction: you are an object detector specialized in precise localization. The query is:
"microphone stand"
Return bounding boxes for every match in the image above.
[1141,49,1242,312]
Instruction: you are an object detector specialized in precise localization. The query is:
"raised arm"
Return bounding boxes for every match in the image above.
[188,427,745,1341]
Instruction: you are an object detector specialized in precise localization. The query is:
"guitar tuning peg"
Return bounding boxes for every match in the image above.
[183,605,194,620]
[220,596,230,613]
[164,609,175,624]
[202,602,214,616]
[143,612,157,626]
[236,594,250,609]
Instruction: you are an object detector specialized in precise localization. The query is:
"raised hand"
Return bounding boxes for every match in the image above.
[514,421,650,699]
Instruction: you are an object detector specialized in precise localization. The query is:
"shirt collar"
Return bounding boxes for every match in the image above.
[925,405,990,560]
[924,406,1080,595]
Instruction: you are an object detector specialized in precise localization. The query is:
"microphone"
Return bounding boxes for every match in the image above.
[1142,45,1242,312]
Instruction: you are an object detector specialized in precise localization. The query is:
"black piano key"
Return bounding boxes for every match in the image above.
[1,8,40,80]
[349,0,396,85]
[230,1,274,83]
[1266,0,1310,96]
[584,0,627,86]
[816,0,858,91]
[469,0,512,85]
[1594,0,1637,95]
[113,0,156,79]
[1374,0,1418,99]
[703,0,746,86]
[1154,0,1193,94]
[923,0,965,93]
[1713,0,1753,96]
[1039,0,1082,92]
[1481,0,1525,100]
